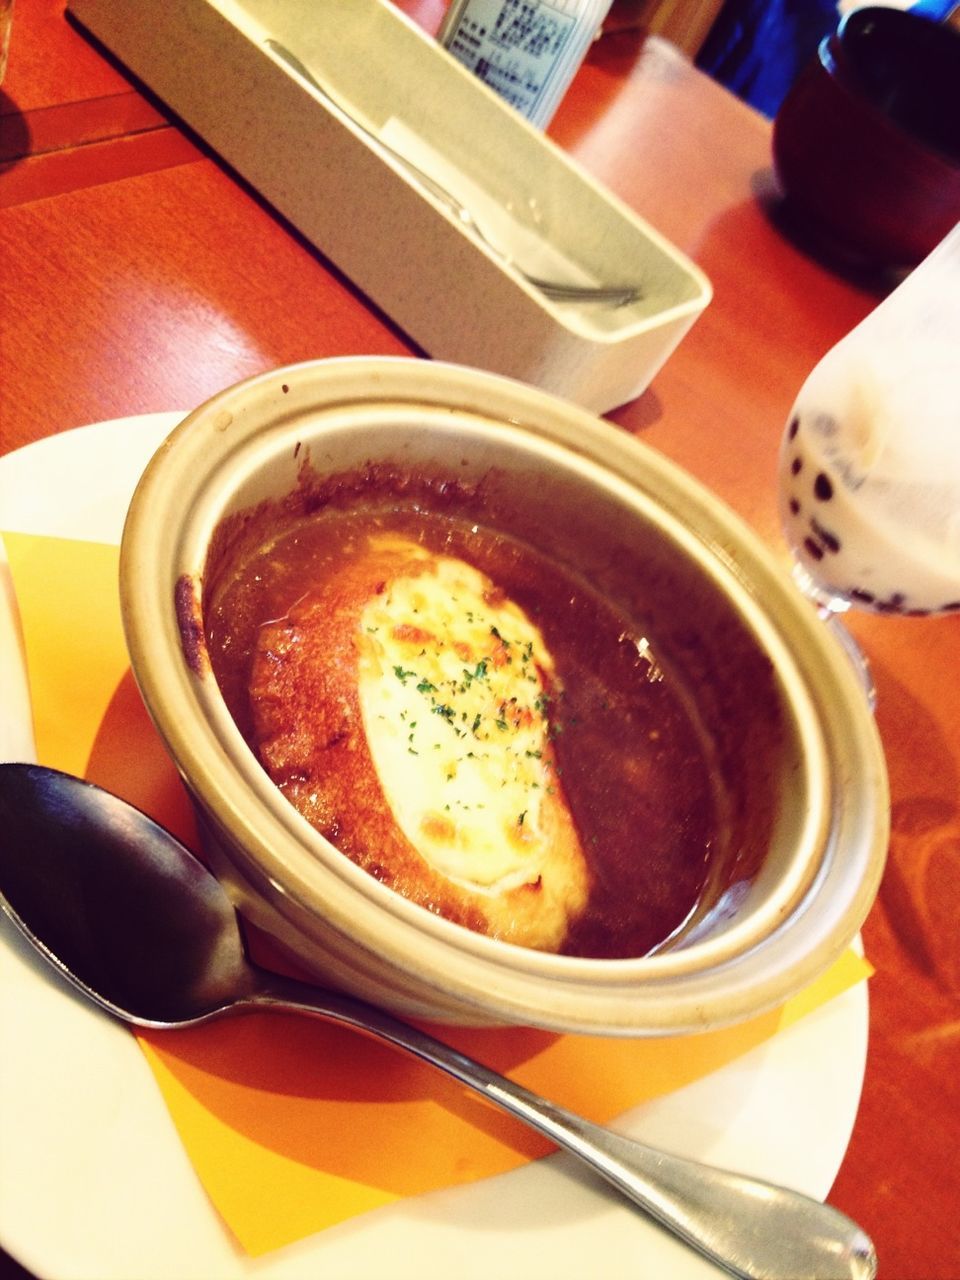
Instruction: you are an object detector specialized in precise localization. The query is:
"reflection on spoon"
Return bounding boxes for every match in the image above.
[0,764,876,1280]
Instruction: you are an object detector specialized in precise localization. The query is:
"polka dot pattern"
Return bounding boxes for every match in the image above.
[781,413,960,616]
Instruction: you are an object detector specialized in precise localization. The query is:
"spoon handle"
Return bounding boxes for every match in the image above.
[251,973,876,1280]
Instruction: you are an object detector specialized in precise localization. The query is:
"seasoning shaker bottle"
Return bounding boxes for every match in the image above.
[438,0,615,128]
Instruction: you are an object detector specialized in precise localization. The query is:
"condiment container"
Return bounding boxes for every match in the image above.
[439,0,614,127]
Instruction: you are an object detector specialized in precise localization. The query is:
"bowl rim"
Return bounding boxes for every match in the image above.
[120,356,889,1034]
[816,11,960,174]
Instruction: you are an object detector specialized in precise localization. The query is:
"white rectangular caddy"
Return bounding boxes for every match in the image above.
[67,0,712,413]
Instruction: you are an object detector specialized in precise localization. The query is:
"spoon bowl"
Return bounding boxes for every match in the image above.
[0,762,876,1280]
[0,763,250,1025]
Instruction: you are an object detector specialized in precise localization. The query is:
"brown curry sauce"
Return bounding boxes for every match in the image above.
[203,473,743,960]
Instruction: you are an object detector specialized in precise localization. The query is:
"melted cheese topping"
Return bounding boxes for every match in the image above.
[248,531,589,950]
[356,545,562,894]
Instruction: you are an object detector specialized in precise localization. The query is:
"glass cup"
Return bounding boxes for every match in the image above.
[778,221,960,699]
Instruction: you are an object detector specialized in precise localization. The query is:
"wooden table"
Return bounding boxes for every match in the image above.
[2,4,958,1278]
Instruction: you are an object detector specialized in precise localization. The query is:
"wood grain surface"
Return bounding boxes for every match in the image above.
[1,4,958,1278]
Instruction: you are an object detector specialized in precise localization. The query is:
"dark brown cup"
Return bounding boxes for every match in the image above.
[772,7,960,268]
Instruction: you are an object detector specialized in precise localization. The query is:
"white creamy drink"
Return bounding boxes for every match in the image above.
[779,224,960,616]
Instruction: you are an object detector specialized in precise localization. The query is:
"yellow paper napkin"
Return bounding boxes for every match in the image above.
[3,530,873,1258]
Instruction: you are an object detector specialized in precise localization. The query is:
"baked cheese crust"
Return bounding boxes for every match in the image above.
[249,533,589,951]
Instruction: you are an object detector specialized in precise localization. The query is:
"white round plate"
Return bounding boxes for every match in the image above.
[0,414,869,1280]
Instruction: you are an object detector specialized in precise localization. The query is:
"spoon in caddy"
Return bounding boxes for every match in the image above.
[0,763,876,1280]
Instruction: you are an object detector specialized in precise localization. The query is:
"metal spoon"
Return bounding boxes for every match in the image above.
[0,763,876,1280]
[262,39,642,308]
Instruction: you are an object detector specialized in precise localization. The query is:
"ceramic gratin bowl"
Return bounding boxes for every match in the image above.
[119,357,888,1036]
